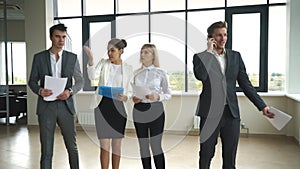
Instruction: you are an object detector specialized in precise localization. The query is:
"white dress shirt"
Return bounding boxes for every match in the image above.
[133,65,171,103]
[49,50,63,78]
[212,49,226,75]
[210,49,227,104]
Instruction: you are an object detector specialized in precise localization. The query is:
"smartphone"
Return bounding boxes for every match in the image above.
[207,35,216,48]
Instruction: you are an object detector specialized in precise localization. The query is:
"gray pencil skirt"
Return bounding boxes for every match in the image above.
[95,96,127,139]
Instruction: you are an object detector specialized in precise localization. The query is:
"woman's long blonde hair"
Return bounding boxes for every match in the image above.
[140,44,160,67]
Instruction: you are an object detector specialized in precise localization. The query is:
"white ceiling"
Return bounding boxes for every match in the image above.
[0,0,24,20]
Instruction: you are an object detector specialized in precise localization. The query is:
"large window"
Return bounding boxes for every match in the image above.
[188,0,225,9]
[187,10,225,92]
[85,0,114,16]
[55,19,82,62]
[151,0,185,11]
[232,13,261,88]
[54,0,287,92]
[0,42,26,85]
[117,0,148,14]
[225,6,269,91]
[227,0,267,6]
[268,6,286,91]
[56,0,81,17]
[151,13,186,91]
[116,15,149,68]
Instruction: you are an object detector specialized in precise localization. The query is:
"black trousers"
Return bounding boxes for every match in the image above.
[133,102,165,169]
[199,105,240,169]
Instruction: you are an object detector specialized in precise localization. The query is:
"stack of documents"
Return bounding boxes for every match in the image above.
[98,86,124,100]
[44,76,67,101]
[267,106,292,130]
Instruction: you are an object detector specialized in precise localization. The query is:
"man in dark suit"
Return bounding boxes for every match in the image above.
[193,21,274,169]
[28,23,83,169]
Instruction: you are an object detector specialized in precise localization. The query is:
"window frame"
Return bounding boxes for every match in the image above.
[225,5,269,92]
[82,15,116,91]
[53,0,287,92]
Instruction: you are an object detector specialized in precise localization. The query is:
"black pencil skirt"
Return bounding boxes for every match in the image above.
[95,96,127,139]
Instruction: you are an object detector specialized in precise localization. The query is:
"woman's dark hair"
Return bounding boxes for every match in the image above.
[108,38,127,50]
[50,23,67,36]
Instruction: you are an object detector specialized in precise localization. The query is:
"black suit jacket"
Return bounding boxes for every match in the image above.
[28,49,83,115]
[193,49,266,119]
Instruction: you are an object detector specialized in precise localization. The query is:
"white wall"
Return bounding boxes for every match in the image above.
[25,0,53,125]
[286,96,300,143]
[287,0,300,93]
[75,93,300,143]
[75,93,296,135]
[75,92,199,131]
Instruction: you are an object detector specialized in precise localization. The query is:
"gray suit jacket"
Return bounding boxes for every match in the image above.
[28,49,83,115]
[193,49,266,119]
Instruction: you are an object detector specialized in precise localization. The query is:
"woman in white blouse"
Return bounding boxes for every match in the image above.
[132,44,171,169]
[84,38,133,169]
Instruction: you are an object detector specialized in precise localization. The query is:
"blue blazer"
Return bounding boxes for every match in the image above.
[193,49,266,119]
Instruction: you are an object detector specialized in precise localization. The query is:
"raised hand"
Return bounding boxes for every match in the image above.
[83,45,94,66]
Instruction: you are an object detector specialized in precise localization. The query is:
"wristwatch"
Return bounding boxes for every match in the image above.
[68,88,73,95]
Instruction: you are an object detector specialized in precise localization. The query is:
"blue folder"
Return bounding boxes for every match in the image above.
[98,86,124,100]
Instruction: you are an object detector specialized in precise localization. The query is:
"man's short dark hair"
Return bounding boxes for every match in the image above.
[50,23,67,36]
[207,21,227,38]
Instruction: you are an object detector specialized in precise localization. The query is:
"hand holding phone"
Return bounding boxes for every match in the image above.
[207,35,216,52]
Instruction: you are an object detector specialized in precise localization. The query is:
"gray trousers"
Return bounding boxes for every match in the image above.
[38,100,79,169]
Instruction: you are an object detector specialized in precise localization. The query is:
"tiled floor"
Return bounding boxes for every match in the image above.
[0,117,300,169]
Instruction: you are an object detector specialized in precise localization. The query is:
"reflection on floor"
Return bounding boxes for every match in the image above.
[0,117,300,169]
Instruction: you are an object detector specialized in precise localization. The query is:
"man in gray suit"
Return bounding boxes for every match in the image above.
[28,23,83,169]
[193,21,275,169]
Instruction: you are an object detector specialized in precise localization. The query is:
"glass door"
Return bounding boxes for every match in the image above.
[226,6,268,91]
[82,15,116,91]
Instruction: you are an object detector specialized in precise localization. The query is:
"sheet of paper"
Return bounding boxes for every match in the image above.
[131,84,151,99]
[267,106,292,130]
[44,75,68,101]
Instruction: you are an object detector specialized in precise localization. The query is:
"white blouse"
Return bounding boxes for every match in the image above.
[86,59,134,109]
[107,64,122,87]
[133,65,171,103]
